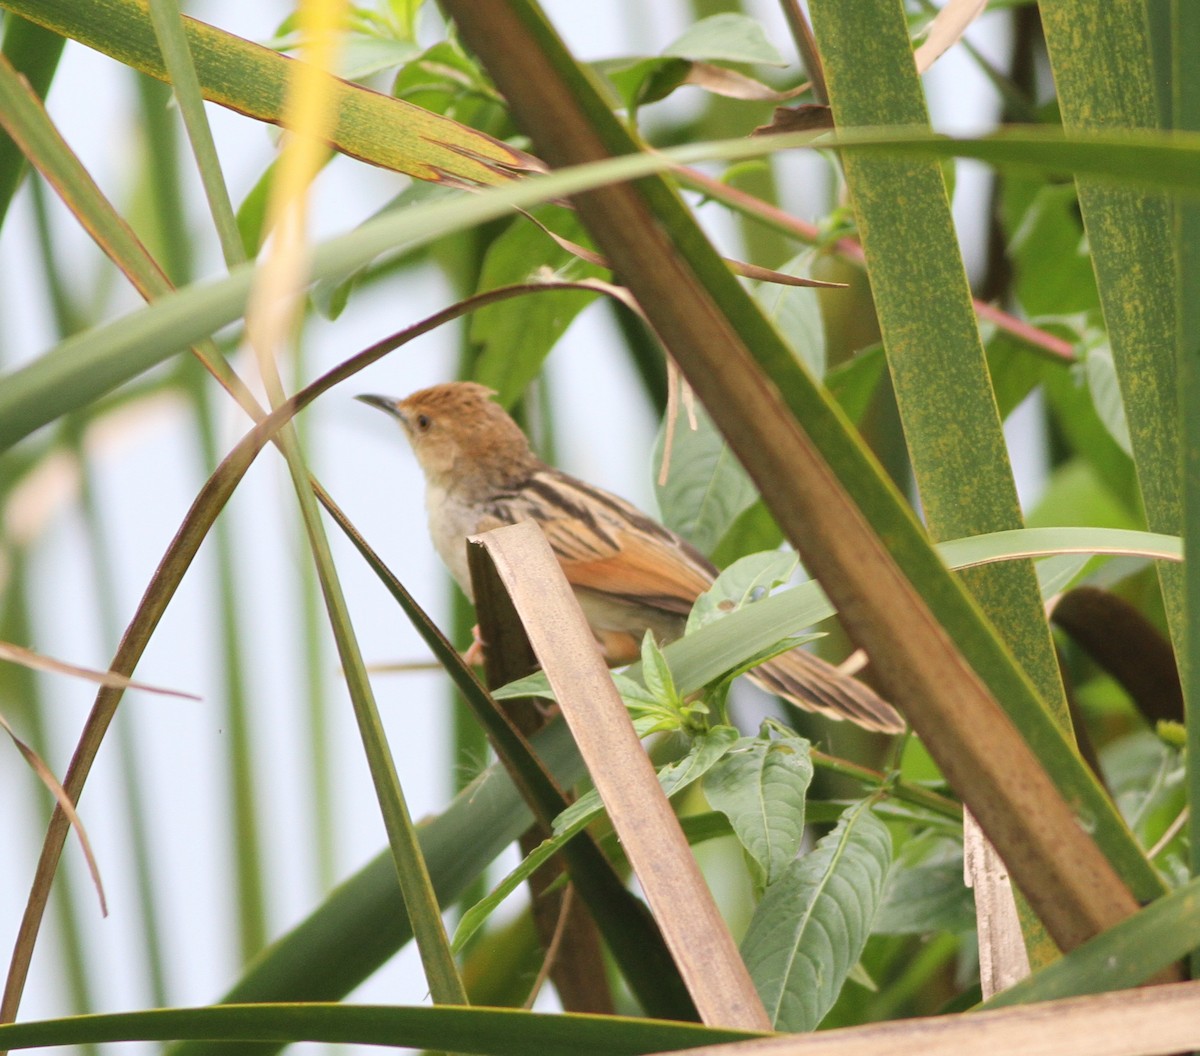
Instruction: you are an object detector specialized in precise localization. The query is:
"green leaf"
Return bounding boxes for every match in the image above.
[653,402,761,555]
[753,251,826,377]
[1001,178,1100,320]
[556,724,740,837]
[873,832,975,935]
[1083,343,1133,456]
[388,0,426,40]
[662,13,786,67]
[470,207,605,406]
[4,0,530,186]
[687,550,798,634]
[983,330,1054,421]
[638,630,680,711]
[703,729,814,892]
[741,799,892,1030]
[1040,364,1140,518]
[596,56,692,111]
[709,500,784,568]
[0,1003,758,1054]
[825,344,887,424]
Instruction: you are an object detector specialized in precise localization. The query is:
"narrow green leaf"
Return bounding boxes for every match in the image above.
[809,0,1070,730]
[2,0,533,186]
[0,1003,758,1055]
[1040,0,1185,675]
[0,14,64,226]
[741,800,892,1030]
[4,126,1200,451]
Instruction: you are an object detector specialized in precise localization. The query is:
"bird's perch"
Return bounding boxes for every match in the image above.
[467,520,772,1032]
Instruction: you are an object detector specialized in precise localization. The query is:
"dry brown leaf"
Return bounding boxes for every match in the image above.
[519,208,844,290]
[913,0,990,73]
[471,522,771,1030]
[0,713,107,916]
[0,641,200,700]
[683,63,809,102]
[668,980,1200,1055]
[752,103,835,136]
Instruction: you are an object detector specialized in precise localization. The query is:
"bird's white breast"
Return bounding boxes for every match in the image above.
[424,480,486,598]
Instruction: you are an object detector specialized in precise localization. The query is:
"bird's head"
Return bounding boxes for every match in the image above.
[357,382,537,494]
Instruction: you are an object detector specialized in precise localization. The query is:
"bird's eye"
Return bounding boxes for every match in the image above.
[415,413,432,432]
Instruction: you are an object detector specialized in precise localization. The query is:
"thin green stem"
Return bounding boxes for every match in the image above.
[811,749,961,821]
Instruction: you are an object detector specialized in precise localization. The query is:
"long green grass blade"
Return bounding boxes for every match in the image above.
[808,0,1067,722]
[0,1003,757,1055]
[1166,0,1200,975]
[1039,0,1184,662]
[4,122,1200,452]
[144,0,244,266]
[0,13,63,226]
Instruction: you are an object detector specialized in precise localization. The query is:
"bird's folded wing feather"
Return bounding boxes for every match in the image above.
[489,469,714,616]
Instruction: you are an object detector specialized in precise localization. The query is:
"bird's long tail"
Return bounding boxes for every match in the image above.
[749,648,905,733]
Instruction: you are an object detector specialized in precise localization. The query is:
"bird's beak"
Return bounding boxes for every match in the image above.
[356,393,404,422]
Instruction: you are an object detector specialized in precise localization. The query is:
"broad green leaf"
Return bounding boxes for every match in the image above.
[825,344,887,424]
[663,13,786,67]
[983,330,1055,421]
[1084,344,1133,456]
[1001,178,1101,320]
[703,729,814,892]
[470,206,605,406]
[687,550,798,633]
[596,56,691,111]
[1101,732,1186,850]
[653,402,760,555]
[741,800,892,1030]
[873,832,975,935]
[1040,365,1140,520]
[753,251,826,377]
[709,500,784,568]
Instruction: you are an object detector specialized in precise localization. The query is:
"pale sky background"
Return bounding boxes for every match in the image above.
[0,1,1033,1050]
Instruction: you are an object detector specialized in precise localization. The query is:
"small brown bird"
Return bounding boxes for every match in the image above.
[358,382,903,733]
